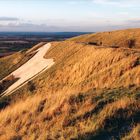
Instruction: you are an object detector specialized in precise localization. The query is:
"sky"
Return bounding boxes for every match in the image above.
[0,0,140,32]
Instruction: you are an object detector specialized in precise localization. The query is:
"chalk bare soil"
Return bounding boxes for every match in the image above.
[1,43,54,96]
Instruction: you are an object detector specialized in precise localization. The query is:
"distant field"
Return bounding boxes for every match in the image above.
[0,32,91,57]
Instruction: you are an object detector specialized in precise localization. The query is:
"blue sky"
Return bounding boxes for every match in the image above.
[0,0,140,32]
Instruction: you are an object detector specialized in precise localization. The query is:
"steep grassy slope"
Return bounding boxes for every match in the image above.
[69,28,140,48]
[0,52,23,80]
[44,41,140,90]
[0,29,140,140]
[0,87,139,140]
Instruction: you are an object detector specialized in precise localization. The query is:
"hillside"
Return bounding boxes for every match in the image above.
[69,28,140,49]
[0,29,139,140]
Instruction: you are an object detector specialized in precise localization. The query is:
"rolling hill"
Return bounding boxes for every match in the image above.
[0,29,139,140]
[69,28,140,49]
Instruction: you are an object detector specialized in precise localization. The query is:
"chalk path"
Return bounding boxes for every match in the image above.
[1,43,54,97]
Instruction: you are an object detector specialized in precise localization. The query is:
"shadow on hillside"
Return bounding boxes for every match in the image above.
[63,87,140,140]
[0,75,19,109]
[78,109,140,140]
[0,75,19,95]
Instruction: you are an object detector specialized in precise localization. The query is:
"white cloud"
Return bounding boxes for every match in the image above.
[92,0,140,8]
[0,17,19,21]
[67,1,78,5]
[93,0,118,5]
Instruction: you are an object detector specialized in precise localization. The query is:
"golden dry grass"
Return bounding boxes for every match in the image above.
[0,87,139,140]
[0,29,140,139]
[42,41,140,92]
[122,124,140,140]
[69,28,140,48]
[0,52,23,80]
